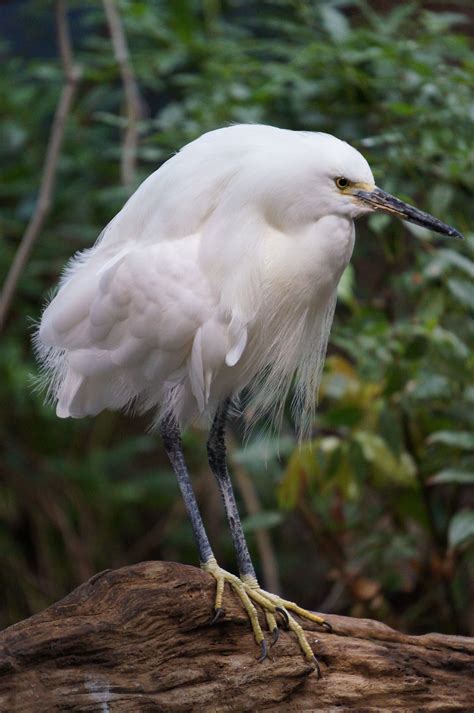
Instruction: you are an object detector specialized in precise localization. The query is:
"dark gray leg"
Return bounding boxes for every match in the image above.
[207,400,257,580]
[164,405,325,671]
[160,416,213,565]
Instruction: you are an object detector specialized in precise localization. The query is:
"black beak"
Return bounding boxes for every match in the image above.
[356,187,463,239]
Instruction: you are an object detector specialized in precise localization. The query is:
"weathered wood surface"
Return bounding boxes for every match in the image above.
[0,562,473,711]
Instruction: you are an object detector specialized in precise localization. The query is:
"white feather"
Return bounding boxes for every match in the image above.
[36,124,373,435]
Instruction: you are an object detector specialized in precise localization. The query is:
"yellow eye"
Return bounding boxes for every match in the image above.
[335,177,349,190]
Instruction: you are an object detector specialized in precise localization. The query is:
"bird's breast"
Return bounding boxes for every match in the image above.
[262,215,355,306]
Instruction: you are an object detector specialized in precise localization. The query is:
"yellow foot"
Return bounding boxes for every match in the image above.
[202,557,331,675]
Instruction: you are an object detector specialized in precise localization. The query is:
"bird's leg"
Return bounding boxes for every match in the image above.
[160,416,215,565]
[207,402,330,671]
[207,400,257,580]
[160,415,266,657]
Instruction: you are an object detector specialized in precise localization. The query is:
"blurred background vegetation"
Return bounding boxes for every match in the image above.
[1,0,473,637]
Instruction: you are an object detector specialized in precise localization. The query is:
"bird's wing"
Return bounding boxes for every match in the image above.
[37,235,238,419]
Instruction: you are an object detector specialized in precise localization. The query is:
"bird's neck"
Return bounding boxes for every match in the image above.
[261,215,355,307]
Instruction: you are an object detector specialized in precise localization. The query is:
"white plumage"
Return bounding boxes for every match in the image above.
[36,124,375,434]
[34,123,463,670]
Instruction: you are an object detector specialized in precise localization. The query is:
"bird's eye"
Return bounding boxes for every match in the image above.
[335,177,350,190]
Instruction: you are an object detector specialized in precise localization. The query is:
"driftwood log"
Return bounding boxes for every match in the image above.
[0,562,473,711]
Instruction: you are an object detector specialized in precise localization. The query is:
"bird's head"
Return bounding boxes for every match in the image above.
[327,134,464,238]
[224,127,462,240]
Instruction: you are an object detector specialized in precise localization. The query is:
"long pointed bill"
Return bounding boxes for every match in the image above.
[356,187,463,239]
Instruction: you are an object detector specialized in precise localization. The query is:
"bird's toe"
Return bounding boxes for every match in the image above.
[210,607,226,625]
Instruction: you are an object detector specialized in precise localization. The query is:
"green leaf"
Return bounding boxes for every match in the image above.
[242,511,283,533]
[320,6,350,42]
[367,212,390,234]
[447,278,474,309]
[429,184,454,214]
[428,431,474,450]
[408,374,450,400]
[437,249,474,280]
[429,469,474,485]
[448,510,474,549]
[354,431,416,483]
[432,327,470,361]
[278,441,319,509]
[337,264,355,307]
[233,435,294,468]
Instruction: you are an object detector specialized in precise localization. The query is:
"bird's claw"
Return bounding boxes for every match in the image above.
[321,620,333,633]
[203,559,331,672]
[257,639,268,663]
[312,656,322,678]
[275,606,290,629]
[210,607,226,625]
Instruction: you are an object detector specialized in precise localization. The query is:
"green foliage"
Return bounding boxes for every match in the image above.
[1,0,472,634]
[448,511,474,550]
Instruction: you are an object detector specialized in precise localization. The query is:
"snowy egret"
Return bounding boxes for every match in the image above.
[36,124,462,673]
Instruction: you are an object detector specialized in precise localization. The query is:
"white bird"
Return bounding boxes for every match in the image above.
[36,124,462,673]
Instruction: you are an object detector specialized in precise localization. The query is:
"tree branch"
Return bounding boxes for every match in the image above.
[102,0,141,189]
[1,562,473,711]
[0,0,81,332]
